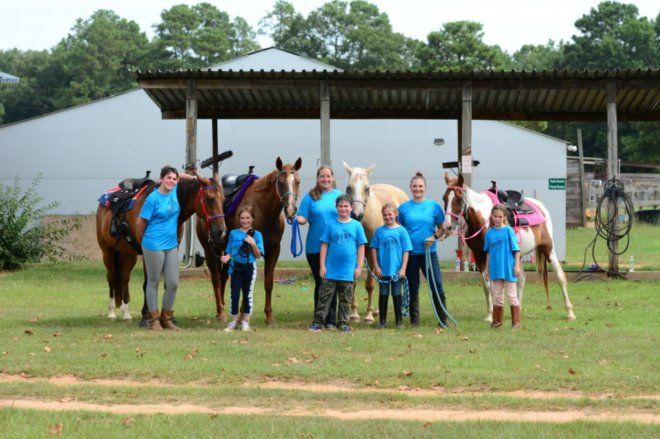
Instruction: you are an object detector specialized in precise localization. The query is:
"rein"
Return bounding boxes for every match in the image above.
[364,258,410,317]
[444,185,488,243]
[423,246,458,328]
[277,170,303,258]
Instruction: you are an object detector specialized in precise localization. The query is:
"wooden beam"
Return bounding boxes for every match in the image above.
[606,82,619,275]
[186,79,198,168]
[461,82,473,186]
[212,117,218,178]
[320,80,331,167]
[576,129,588,227]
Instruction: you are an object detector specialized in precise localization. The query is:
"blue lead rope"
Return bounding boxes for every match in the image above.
[364,258,410,317]
[424,246,458,328]
[287,218,303,257]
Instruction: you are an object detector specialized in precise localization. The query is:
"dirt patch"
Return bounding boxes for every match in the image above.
[0,399,657,424]
[1,374,657,402]
[46,215,101,261]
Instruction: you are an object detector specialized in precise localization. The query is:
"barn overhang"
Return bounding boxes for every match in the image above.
[135,69,660,122]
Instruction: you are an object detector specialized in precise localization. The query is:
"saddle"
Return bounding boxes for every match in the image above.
[486,181,540,228]
[119,171,153,191]
[221,166,259,215]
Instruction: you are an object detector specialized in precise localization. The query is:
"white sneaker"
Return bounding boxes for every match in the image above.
[224,320,238,332]
[240,321,251,332]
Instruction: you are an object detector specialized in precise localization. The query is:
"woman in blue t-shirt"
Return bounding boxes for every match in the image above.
[296,166,342,329]
[137,165,192,331]
[398,172,448,327]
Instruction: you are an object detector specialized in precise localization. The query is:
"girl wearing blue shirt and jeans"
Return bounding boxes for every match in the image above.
[309,195,367,333]
[484,204,522,329]
[398,172,448,327]
[370,203,412,329]
[296,166,342,329]
[221,206,265,332]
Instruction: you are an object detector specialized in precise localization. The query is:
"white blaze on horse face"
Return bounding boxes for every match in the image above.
[443,190,457,231]
[284,173,297,218]
[350,171,368,218]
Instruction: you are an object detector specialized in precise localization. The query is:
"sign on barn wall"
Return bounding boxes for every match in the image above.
[549,178,566,190]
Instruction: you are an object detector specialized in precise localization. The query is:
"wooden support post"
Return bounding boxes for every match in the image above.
[606,82,619,274]
[460,82,473,270]
[456,117,465,270]
[184,79,198,266]
[577,129,588,227]
[320,80,331,167]
[212,117,219,178]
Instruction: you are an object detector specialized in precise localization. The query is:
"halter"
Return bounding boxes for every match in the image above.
[444,185,488,243]
[347,173,370,210]
[276,170,299,207]
[195,184,225,231]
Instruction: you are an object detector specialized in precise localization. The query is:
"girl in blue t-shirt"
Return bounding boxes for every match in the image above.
[398,172,448,327]
[296,166,342,329]
[309,195,367,333]
[221,206,264,332]
[371,203,412,329]
[483,204,521,329]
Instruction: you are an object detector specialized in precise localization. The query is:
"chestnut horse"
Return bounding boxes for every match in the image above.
[96,175,227,320]
[441,173,576,322]
[343,162,408,323]
[198,157,302,324]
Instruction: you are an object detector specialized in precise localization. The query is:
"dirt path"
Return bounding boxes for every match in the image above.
[1,374,658,424]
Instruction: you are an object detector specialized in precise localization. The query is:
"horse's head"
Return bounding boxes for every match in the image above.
[441,172,466,234]
[193,174,227,249]
[343,161,374,222]
[275,156,302,220]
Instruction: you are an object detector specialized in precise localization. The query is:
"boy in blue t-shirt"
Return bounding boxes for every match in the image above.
[309,194,367,333]
[370,203,412,329]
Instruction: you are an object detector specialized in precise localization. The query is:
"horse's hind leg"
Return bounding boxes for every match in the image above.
[349,283,360,322]
[117,253,138,321]
[548,249,576,321]
[517,268,526,311]
[364,275,375,323]
[102,248,117,319]
[481,273,493,323]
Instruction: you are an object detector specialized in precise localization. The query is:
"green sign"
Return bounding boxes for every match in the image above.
[548,178,566,190]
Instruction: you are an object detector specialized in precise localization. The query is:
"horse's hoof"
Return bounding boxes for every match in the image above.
[566,314,577,321]
[546,305,553,311]
[216,314,227,322]
[349,315,360,323]
[484,316,493,323]
[122,315,133,322]
[138,317,149,328]
[107,314,116,320]
[364,315,374,324]
[266,319,276,326]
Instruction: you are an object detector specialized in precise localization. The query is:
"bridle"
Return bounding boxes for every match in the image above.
[347,173,369,211]
[276,169,299,217]
[194,184,225,234]
[444,185,487,242]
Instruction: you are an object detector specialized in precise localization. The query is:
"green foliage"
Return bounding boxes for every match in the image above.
[622,122,660,165]
[152,2,259,70]
[417,21,511,71]
[0,176,79,270]
[512,41,565,70]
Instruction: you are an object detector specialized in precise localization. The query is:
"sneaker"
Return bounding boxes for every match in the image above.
[340,325,352,333]
[324,324,336,331]
[241,321,251,332]
[308,323,323,332]
[224,320,238,332]
[378,323,386,329]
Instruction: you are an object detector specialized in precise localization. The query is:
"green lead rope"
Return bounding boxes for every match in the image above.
[424,247,458,328]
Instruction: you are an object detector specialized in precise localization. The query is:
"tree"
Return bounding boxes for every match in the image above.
[622,122,660,164]
[417,21,511,71]
[511,41,565,70]
[152,2,259,70]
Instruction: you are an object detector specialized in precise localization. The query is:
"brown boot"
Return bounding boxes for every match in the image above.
[511,305,522,329]
[491,306,503,328]
[160,310,180,330]
[149,310,163,331]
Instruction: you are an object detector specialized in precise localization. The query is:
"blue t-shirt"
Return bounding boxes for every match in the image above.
[320,219,368,282]
[483,225,520,282]
[225,228,265,273]
[298,189,342,254]
[370,225,413,277]
[398,199,445,255]
[139,188,180,251]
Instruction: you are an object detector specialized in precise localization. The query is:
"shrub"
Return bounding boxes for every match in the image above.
[0,175,80,270]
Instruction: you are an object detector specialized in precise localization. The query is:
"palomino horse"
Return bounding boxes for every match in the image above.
[343,162,408,323]
[441,173,576,322]
[96,175,227,321]
[198,157,302,324]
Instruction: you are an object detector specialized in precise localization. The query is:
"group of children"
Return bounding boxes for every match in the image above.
[222,196,522,333]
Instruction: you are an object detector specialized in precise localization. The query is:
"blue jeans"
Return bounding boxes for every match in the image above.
[378,276,403,297]
[406,251,447,325]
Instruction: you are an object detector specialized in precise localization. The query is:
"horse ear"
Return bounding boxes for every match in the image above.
[457,173,464,186]
[276,156,283,171]
[342,161,352,175]
[294,157,302,170]
[444,172,451,184]
[366,164,375,176]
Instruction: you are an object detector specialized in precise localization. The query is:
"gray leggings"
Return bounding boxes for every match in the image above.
[143,247,180,312]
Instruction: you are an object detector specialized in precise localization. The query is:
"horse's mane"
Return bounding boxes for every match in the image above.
[176,178,200,202]
[253,170,277,193]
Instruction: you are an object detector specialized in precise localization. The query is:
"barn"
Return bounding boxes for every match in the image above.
[0,48,570,261]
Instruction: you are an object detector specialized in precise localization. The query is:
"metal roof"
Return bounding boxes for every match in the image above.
[135,68,660,121]
[0,71,19,84]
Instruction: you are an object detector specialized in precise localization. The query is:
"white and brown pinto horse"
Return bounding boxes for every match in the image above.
[441,173,576,322]
[343,162,408,323]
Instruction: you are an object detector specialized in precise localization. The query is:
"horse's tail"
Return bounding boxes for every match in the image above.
[113,251,123,308]
[535,247,550,310]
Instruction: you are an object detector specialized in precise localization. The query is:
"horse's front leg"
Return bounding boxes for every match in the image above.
[263,242,280,325]
[517,268,526,311]
[481,272,493,323]
[349,283,360,322]
[102,249,117,320]
[363,275,375,323]
[207,256,226,321]
[549,250,576,321]
[118,254,138,321]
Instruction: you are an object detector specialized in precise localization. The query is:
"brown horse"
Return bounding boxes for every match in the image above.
[96,175,227,321]
[441,173,576,322]
[198,157,302,324]
[343,162,408,322]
